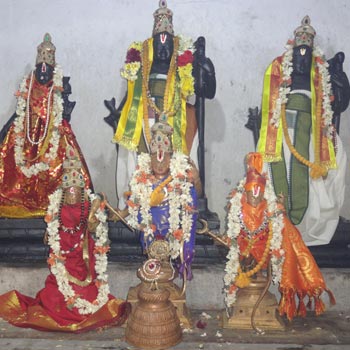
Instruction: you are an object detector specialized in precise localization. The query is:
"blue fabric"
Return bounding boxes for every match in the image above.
[139,182,197,280]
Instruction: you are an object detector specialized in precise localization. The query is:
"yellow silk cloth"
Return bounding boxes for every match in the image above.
[0,290,130,333]
[113,37,189,154]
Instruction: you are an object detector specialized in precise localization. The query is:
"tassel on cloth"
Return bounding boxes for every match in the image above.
[306,296,313,310]
[326,288,336,306]
[279,289,297,321]
[314,297,326,316]
[297,297,307,318]
[296,291,307,318]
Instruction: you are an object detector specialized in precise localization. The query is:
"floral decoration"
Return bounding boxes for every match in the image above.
[120,35,195,98]
[270,42,333,139]
[127,152,195,259]
[14,65,64,178]
[223,177,285,307]
[45,189,110,315]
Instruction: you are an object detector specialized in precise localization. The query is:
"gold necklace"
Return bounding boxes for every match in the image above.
[141,37,180,145]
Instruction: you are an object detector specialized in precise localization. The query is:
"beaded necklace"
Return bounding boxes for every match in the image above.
[25,71,54,145]
[58,189,90,235]
[238,209,268,238]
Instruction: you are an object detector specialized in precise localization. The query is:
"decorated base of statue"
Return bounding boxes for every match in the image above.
[127,260,193,328]
[221,274,285,331]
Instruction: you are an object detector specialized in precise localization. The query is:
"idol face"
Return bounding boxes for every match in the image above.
[151,152,171,179]
[64,186,81,205]
[246,189,264,208]
[35,62,54,85]
[153,32,174,64]
[292,45,312,76]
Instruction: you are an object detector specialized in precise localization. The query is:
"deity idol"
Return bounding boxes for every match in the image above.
[198,152,335,331]
[256,16,350,245]
[0,33,91,218]
[104,0,215,209]
[0,146,129,332]
[223,153,334,320]
[113,119,198,281]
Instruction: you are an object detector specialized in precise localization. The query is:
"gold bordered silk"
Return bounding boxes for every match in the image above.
[257,54,336,170]
[279,216,335,320]
[0,81,91,219]
[0,290,130,333]
[113,37,189,154]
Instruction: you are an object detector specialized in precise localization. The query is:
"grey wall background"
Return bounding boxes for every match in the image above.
[1,0,350,226]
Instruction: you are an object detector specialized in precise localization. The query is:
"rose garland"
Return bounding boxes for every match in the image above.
[45,189,110,315]
[13,66,64,178]
[127,152,195,260]
[120,35,195,98]
[223,178,285,308]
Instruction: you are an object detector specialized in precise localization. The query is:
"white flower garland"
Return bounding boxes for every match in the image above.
[313,46,334,139]
[223,178,285,308]
[46,188,110,315]
[177,34,195,55]
[14,65,64,178]
[127,152,194,260]
[270,43,333,139]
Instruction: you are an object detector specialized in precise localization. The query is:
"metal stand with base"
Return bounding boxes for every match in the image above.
[221,274,285,331]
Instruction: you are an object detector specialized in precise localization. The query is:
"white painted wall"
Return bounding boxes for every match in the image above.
[1,0,350,226]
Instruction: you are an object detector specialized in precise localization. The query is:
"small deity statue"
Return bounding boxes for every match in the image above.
[198,152,335,331]
[0,33,91,218]
[0,146,129,332]
[104,0,215,210]
[111,119,198,326]
[113,119,198,281]
[256,16,350,246]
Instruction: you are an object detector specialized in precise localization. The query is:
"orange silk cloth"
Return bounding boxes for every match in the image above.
[0,79,91,218]
[279,216,334,321]
[237,196,334,321]
[237,197,269,268]
[0,203,130,332]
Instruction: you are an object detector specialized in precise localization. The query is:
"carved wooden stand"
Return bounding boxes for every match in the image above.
[125,259,182,350]
[222,274,285,331]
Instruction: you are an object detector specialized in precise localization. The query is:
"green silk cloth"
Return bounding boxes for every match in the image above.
[270,93,312,225]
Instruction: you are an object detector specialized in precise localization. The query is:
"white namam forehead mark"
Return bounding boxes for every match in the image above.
[160,33,167,44]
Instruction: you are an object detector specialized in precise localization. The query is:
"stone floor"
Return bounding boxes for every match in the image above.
[1,309,350,350]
